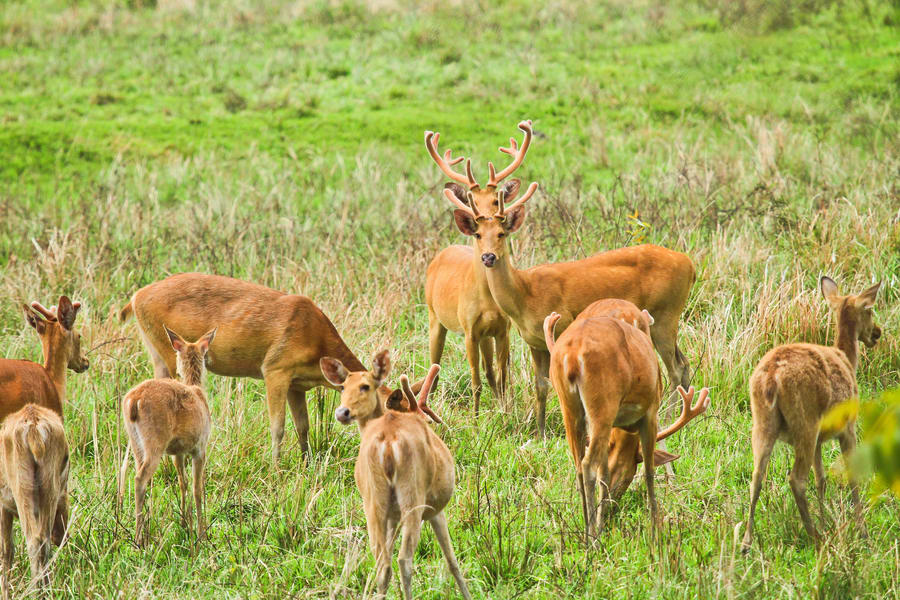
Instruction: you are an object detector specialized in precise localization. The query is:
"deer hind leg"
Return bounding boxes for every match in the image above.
[463,333,482,416]
[429,512,472,600]
[583,421,612,539]
[648,324,683,478]
[117,444,131,512]
[173,455,189,529]
[530,348,551,439]
[480,337,499,401]
[838,426,865,536]
[363,497,392,598]
[741,412,778,552]
[813,438,829,528]
[789,430,820,543]
[287,386,310,459]
[397,506,425,600]
[556,377,588,538]
[134,450,163,547]
[192,451,207,541]
[0,509,13,600]
[637,414,661,534]
[262,371,292,465]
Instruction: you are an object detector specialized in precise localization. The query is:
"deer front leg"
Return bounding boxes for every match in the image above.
[0,509,13,600]
[839,427,866,537]
[287,386,310,459]
[263,371,292,465]
[480,337,499,400]
[173,455,189,529]
[464,333,482,416]
[193,452,207,541]
[496,327,511,400]
[530,348,551,439]
[428,512,472,600]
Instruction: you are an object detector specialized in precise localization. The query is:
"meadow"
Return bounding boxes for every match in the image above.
[1,0,900,597]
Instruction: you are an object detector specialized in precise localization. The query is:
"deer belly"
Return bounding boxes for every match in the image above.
[613,403,646,428]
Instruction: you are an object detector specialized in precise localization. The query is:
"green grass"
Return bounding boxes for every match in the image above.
[1,0,899,597]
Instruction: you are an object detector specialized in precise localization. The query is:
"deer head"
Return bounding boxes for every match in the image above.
[820,276,882,348]
[23,297,89,373]
[322,350,392,428]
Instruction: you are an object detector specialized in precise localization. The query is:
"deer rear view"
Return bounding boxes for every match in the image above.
[320,352,471,600]
[0,404,69,600]
[118,327,216,545]
[742,276,882,551]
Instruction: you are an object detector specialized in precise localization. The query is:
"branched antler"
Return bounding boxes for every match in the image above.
[399,365,443,423]
[487,120,533,188]
[425,131,478,189]
[497,181,539,219]
[656,386,711,441]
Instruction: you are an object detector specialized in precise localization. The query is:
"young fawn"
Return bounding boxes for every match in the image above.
[320,351,471,600]
[118,327,216,545]
[742,276,882,551]
[0,297,89,421]
[544,304,710,539]
[0,404,69,600]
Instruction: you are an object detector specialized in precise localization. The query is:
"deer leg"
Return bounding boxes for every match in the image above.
[464,333,482,416]
[138,326,173,379]
[789,432,820,544]
[263,371,292,465]
[287,386,310,459]
[638,414,661,534]
[134,451,162,547]
[397,508,425,600]
[24,534,49,595]
[173,455,189,529]
[555,373,589,537]
[363,498,392,598]
[117,445,131,512]
[530,348,551,439]
[838,427,865,536]
[0,509,13,600]
[496,327,511,400]
[428,312,447,369]
[480,337,499,400]
[429,512,472,600]
[193,451,207,541]
[742,411,778,551]
[813,438,829,528]
[583,422,612,539]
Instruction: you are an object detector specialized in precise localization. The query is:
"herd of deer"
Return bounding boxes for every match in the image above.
[0,121,883,598]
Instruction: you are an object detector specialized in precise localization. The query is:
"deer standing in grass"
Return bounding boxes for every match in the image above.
[120,273,381,463]
[544,300,710,503]
[423,128,522,413]
[0,404,69,600]
[118,327,216,545]
[543,304,709,538]
[320,352,471,600]
[0,297,89,421]
[440,121,695,438]
[741,276,881,551]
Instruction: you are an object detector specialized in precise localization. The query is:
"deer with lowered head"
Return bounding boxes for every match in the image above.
[434,121,695,438]
[118,327,216,545]
[741,276,882,551]
[0,404,70,600]
[423,127,516,413]
[320,351,471,600]
[545,300,710,503]
[0,297,89,422]
[543,304,710,538]
[120,273,382,463]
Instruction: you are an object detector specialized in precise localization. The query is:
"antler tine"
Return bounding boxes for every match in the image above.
[464,159,477,189]
[656,386,712,442]
[443,188,480,219]
[497,181,538,218]
[425,130,478,189]
[443,149,464,166]
[488,120,533,187]
[30,301,58,322]
[417,364,443,424]
[399,374,418,413]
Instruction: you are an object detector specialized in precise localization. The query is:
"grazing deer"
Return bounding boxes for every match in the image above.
[543,307,710,538]
[0,404,70,600]
[438,120,695,437]
[544,303,710,503]
[120,273,379,463]
[0,297,89,421]
[423,128,519,413]
[320,352,471,600]
[741,276,881,551]
[118,327,216,545]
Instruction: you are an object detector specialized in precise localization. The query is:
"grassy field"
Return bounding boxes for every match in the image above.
[2,0,900,597]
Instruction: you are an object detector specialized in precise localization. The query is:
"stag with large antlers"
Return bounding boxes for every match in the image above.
[321,352,472,599]
[0,297,89,422]
[437,120,695,438]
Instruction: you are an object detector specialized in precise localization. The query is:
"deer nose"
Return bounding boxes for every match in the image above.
[481,253,497,267]
[335,406,352,424]
[873,326,882,341]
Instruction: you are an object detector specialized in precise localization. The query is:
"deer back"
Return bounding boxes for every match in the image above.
[0,360,62,422]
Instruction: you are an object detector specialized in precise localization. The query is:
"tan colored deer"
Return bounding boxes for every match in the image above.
[0,404,70,600]
[320,352,471,600]
[441,123,695,437]
[544,302,710,503]
[120,273,379,463]
[543,306,709,538]
[0,297,89,422]
[741,276,881,551]
[118,327,216,545]
[423,127,523,413]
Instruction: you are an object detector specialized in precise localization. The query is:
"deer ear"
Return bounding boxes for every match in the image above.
[444,182,468,205]
[653,449,679,468]
[503,205,526,233]
[56,296,77,331]
[453,210,478,236]
[371,350,391,383]
[320,357,349,386]
[165,326,187,353]
[384,388,407,412]
[820,276,840,304]
[23,305,47,334]
[855,281,881,309]
[642,309,654,326]
[501,178,521,201]
[197,328,217,353]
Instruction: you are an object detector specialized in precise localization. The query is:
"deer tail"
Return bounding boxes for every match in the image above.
[24,421,47,462]
[119,299,134,322]
[126,396,139,422]
[543,312,562,352]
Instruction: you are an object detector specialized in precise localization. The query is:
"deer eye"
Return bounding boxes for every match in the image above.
[498,233,505,238]
[474,233,481,239]
[360,384,370,392]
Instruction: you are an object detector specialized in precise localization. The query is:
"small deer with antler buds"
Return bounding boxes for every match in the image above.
[320,352,471,600]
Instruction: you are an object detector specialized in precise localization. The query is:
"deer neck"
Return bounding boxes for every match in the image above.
[483,253,530,322]
[42,338,68,404]
[834,301,859,372]
[181,360,206,388]
[470,242,494,294]
[355,401,385,433]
